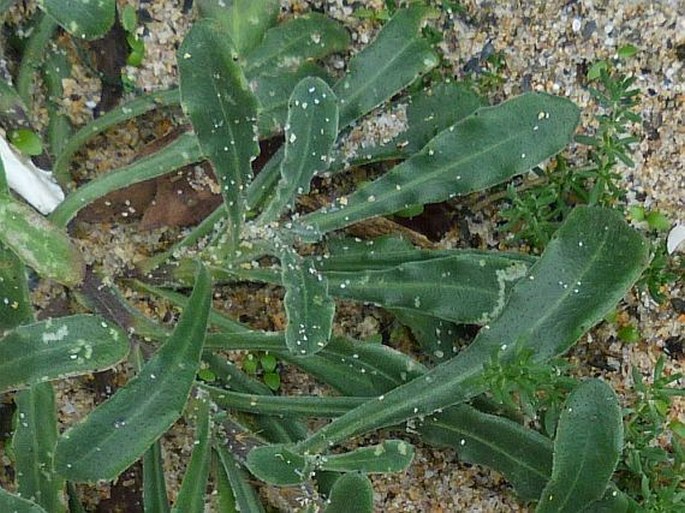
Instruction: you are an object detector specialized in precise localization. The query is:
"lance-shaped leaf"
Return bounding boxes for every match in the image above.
[244,13,350,77]
[0,197,84,286]
[178,21,259,248]
[252,63,331,136]
[248,206,646,473]
[334,5,439,126]
[215,445,266,513]
[324,473,374,513]
[536,380,623,513]
[13,384,65,512]
[0,314,129,393]
[420,404,553,501]
[54,265,211,482]
[281,248,335,355]
[39,0,115,40]
[324,254,530,324]
[261,77,338,221]
[50,132,202,228]
[0,488,48,513]
[300,93,580,236]
[143,441,170,513]
[171,399,211,513]
[0,243,32,331]
[317,440,414,474]
[195,0,279,56]
[341,81,483,167]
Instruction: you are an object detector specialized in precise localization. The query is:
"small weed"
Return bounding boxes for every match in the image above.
[500,47,641,249]
[618,357,685,511]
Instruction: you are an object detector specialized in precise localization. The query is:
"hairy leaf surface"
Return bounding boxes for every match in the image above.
[261,77,338,221]
[536,380,623,513]
[0,315,128,393]
[253,207,646,471]
[40,0,114,40]
[179,21,259,248]
[301,93,580,236]
[54,265,211,481]
[334,5,438,126]
[281,249,335,355]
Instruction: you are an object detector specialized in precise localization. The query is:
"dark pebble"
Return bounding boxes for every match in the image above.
[671,297,685,314]
[664,336,683,358]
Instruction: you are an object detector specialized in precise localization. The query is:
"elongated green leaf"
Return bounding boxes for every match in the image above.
[0,198,84,286]
[300,93,581,236]
[204,354,307,445]
[341,81,483,167]
[0,488,48,513]
[213,456,238,513]
[215,446,266,513]
[252,63,331,136]
[143,442,170,513]
[261,77,338,221]
[317,235,536,272]
[39,0,115,40]
[0,314,129,393]
[421,404,553,501]
[50,132,202,227]
[196,0,279,56]
[324,473,373,513]
[536,380,623,513]
[178,21,259,248]
[211,328,554,500]
[324,254,530,324]
[172,400,211,513]
[205,333,426,397]
[281,249,335,355]
[202,384,366,417]
[13,383,65,512]
[0,244,33,331]
[319,440,413,474]
[334,5,438,126]
[54,264,211,481]
[252,207,646,471]
[244,13,350,77]
[53,89,180,182]
[43,46,73,164]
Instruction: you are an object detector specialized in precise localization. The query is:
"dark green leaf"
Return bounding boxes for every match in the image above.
[40,0,115,40]
[0,315,129,393]
[54,264,211,481]
[178,21,260,248]
[300,93,581,236]
[536,380,623,513]
[334,5,439,126]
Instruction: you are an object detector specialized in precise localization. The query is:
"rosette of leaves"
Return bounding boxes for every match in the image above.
[0,2,652,512]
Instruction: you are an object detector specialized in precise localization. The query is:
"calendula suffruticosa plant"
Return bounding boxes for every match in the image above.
[0,1,659,512]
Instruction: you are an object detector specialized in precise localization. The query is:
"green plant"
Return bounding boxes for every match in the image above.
[0,2,659,513]
[500,46,641,249]
[617,357,685,511]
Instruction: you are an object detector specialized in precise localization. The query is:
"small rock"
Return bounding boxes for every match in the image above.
[670,297,685,314]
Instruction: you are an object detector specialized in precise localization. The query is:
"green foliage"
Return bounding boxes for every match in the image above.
[500,54,641,249]
[7,128,43,156]
[537,379,624,513]
[39,0,115,40]
[0,4,664,512]
[617,357,685,511]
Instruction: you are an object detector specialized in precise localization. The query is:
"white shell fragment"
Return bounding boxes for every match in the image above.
[666,223,685,255]
[0,136,64,214]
